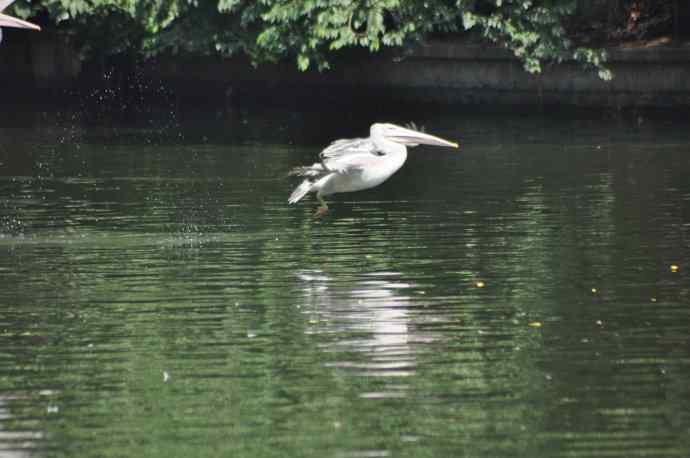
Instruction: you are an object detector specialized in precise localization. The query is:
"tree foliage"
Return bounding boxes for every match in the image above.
[11,0,612,79]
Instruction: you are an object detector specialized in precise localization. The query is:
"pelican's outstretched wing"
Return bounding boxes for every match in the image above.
[319,138,382,174]
[0,14,40,29]
[0,0,15,12]
[0,0,40,43]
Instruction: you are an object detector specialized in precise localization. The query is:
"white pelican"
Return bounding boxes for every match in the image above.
[289,122,459,217]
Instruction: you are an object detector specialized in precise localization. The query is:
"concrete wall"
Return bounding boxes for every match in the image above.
[0,33,81,89]
[144,42,690,107]
[2,34,689,107]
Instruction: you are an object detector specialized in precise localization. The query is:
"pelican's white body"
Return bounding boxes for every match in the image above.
[315,140,407,197]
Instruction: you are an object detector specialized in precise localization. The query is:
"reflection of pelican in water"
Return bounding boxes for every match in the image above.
[0,393,46,457]
[297,270,434,392]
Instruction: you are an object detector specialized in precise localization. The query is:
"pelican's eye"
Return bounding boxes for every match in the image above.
[373,150,386,156]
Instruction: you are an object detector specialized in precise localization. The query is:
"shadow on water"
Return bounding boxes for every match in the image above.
[0,105,689,457]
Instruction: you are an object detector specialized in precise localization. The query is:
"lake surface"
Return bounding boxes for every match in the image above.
[1,107,689,457]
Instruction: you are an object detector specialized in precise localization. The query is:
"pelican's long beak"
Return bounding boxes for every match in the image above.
[386,125,459,149]
[0,13,41,31]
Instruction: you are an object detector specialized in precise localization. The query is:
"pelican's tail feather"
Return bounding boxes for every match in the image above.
[288,179,313,204]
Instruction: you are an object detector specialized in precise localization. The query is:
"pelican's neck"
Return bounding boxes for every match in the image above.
[371,125,408,160]
[373,135,408,178]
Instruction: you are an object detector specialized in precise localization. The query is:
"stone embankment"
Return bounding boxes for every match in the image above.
[2,33,689,107]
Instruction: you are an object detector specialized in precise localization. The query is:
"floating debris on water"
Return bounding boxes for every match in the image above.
[670,264,679,272]
[163,371,170,383]
[591,287,597,293]
[528,321,542,328]
[651,297,657,303]
[475,281,485,288]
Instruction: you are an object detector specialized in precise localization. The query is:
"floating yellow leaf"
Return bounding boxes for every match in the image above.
[670,264,679,272]
[528,321,542,328]
[475,281,485,288]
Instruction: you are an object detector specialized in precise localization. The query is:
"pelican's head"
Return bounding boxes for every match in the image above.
[371,123,459,149]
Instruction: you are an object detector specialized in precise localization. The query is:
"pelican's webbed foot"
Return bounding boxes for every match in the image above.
[313,195,329,219]
[314,206,329,219]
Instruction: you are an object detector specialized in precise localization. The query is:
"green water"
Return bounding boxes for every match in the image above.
[1,109,689,457]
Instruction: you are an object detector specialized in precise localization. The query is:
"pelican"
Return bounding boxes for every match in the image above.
[0,0,41,44]
[289,122,459,217]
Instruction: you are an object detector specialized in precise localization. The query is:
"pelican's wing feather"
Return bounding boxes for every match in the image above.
[0,13,40,29]
[320,138,376,160]
[0,0,41,32]
[0,0,15,13]
[319,138,379,174]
